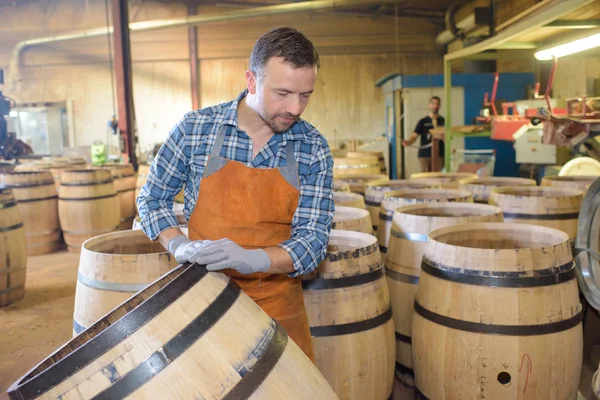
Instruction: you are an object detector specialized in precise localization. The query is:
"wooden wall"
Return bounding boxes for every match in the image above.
[0,0,443,152]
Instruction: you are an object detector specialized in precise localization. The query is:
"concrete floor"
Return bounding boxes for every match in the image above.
[0,250,597,400]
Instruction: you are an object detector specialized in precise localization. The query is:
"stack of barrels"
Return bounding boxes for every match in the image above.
[319,171,592,399]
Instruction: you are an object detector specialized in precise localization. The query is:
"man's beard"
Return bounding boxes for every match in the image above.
[259,110,299,133]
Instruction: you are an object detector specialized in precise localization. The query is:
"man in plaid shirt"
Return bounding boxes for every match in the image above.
[137,26,334,361]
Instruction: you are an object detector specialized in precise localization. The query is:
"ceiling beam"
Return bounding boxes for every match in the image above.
[445,0,595,61]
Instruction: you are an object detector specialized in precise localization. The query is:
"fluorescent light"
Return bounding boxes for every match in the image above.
[535,32,600,60]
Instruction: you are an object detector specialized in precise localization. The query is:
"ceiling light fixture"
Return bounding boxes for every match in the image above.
[534,32,600,60]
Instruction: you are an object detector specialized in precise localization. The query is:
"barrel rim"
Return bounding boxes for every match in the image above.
[410,172,478,180]
[393,202,503,219]
[542,175,599,182]
[81,229,169,255]
[458,176,537,186]
[333,174,389,182]
[333,191,364,200]
[383,188,472,199]
[326,229,378,255]
[490,185,584,198]
[427,222,570,250]
[333,206,370,222]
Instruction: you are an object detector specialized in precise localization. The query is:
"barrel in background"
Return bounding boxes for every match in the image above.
[346,151,387,175]
[542,175,598,194]
[0,189,27,307]
[365,179,439,233]
[333,180,351,193]
[58,169,121,253]
[334,192,365,209]
[0,171,62,256]
[302,230,395,400]
[410,172,477,189]
[489,186,583,242]
[412,222,583,399]
[333,174,389,195]
[459,177,536,203]
[101,164,136,230]
[386,203,503,387]
[377,189,473,256]
[332,206,372,234]
[333,155,381,178]
[9,264,338,400]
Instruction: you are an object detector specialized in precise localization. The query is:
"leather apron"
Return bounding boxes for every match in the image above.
[188,125,314,361]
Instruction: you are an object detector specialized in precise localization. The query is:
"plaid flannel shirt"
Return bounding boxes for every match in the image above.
[137,90,335,277]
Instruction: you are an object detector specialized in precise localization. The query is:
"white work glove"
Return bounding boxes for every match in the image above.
[193,238,271,274]
[167,235,229,265]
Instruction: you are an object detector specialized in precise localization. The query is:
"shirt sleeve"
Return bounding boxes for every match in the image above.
[278,142,334,277]
[414,118,424,135]
[137,114,190,240]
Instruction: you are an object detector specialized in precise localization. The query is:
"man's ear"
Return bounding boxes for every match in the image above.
[245,70,257,94]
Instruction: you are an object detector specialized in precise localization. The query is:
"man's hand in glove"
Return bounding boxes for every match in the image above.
[167,235,230,265]
[192,238,271,274]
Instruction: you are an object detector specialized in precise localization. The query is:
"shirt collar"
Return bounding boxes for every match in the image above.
[222,89,310,143]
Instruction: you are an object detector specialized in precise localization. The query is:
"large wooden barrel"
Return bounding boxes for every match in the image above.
[73,230,177,336]
[410,172,477,189]
[58,169,121,253]
[377,189,473,255]
[332,206,372,234]
[8,264,338,400]
[489,186,583,242]
[347,151,386,175]
[459,177,537,203]
[101,164,136,230]
[0,189,27,307]
[302,230,395,399]
[365,179,439,233]
[412,222,583,399]
[333,180,351,193]
[334,192,365,209]
[386,203,503,387]
[541,175,598,193]
[333,155,381,178]
[0,171,62,255]
[333,174,389,195]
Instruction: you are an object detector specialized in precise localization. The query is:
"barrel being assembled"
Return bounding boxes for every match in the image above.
[303,230,395,400]
[73,229,178,336]
[386,203,503,387]
[9,264,338,400]
[0,171,62,255]
[58,169,121,253]
[412,222,583,400]
[332,206,372,234]
[0,189,27,307]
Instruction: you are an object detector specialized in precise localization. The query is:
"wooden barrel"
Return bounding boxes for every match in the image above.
[489,186,583,242]
[459,177,537,203]
[541,175,598,193]
[8,264,338,400]
[333,155,381,178]
[334,192,365,209]
[302,230,395,399]
[73,230,177,336]
[410,172,478,189]
[412,222,583,399]
[365,179,439,233]
[0,189,27,307]
[334,174,389,195]
[385,203,503,387]
[347,151,386,174]
[102,164,136,230]
[332,206,372,234]
[0,171,62,255]
[333,180,351,192]
[58,169,121,253]
[0,162,15,173]
[377,189,473,255]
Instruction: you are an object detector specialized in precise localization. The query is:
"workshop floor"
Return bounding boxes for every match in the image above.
[0,251,595,400]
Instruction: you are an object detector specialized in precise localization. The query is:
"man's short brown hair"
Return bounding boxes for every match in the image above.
[249,27,320,79]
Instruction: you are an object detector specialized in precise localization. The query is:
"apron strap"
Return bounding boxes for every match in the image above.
[284,141,297,168]
[280,141,300,190]
[211,125,228,157]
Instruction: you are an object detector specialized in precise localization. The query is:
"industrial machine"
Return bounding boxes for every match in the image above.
[0,69,33,160]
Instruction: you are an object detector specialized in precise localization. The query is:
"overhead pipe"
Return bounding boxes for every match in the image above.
[436,0,478,47]
[6,0,388,90]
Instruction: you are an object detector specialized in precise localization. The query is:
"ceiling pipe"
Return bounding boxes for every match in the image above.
[6,0,391,90]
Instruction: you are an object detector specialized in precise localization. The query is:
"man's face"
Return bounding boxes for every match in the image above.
[248,57,317,133]
[429,98,441,114]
